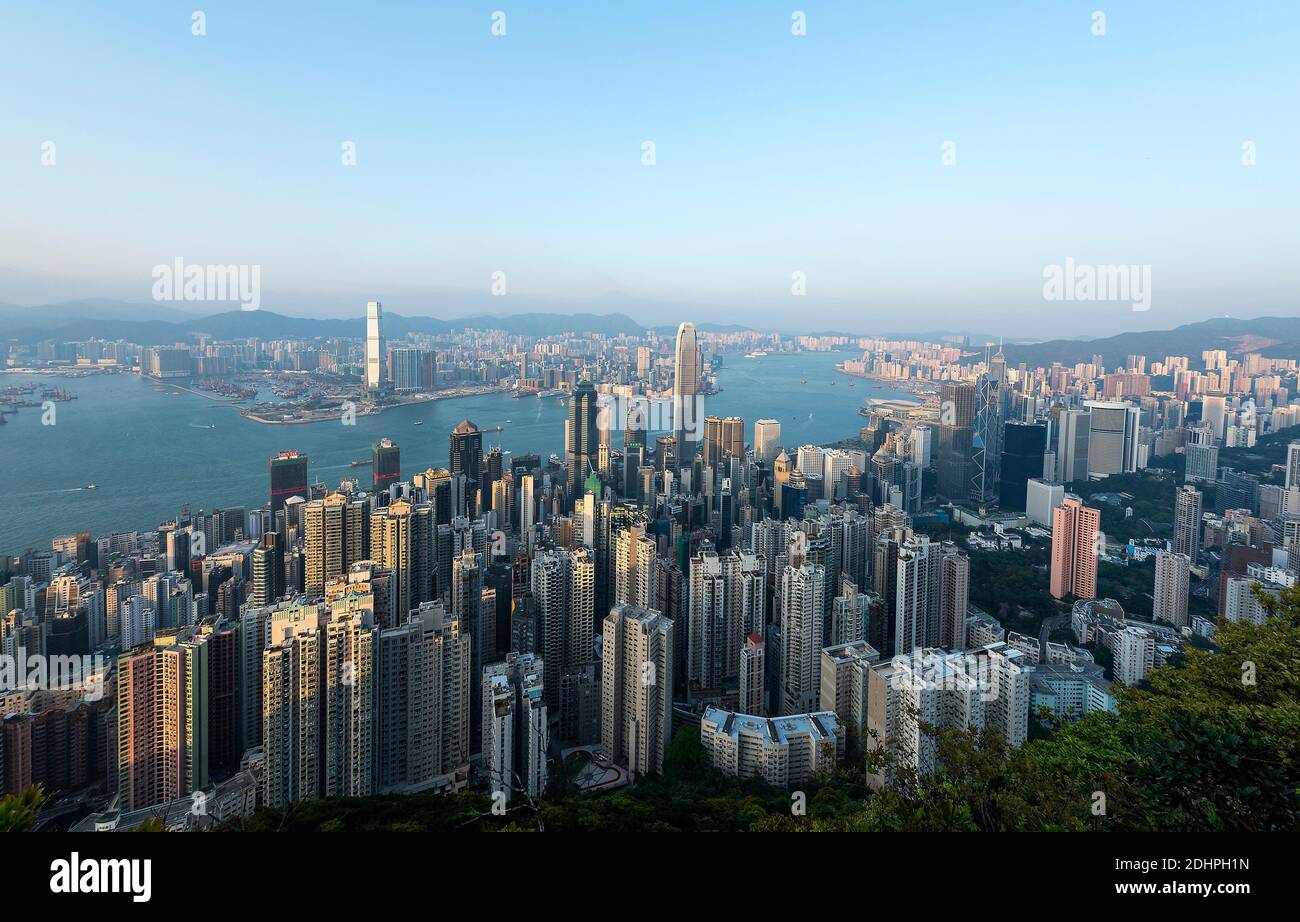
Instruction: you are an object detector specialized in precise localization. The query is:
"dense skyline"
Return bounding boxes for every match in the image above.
[4,1,1299,337]
[3,2,1300,853]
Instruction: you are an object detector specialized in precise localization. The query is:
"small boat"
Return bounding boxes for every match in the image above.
[413,420,424,426]
[85,484,97,491]
[505,419,512,424]
[801,377,808,384]
[548,453,562,466]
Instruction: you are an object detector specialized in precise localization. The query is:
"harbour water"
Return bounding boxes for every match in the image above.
[0,351,902,551]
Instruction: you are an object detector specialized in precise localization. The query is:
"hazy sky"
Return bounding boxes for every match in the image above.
[3,1,1298,338]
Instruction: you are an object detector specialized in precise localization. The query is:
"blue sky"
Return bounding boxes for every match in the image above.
[2,0,1298,337]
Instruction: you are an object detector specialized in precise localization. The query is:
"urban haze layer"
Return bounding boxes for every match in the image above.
[2,304,1298,832]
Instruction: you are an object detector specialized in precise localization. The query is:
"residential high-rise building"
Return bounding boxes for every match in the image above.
[378,599,471,791]
[779,562,825,715]
[1185,436,1220,484]
[116,630,210,811]
[672,322,703,463]
[893,534,931,655]
[1174,485,1203,560]
[320,597,377,799]
[613,526,655,609]
[531,547,595,713]
[303,492,350,597]
[387,347,422,391]
[1286,441,1300,490]
[248,527,282,608]
[371,500,414,621]
[1153,551,1191,628]
[936,541,970,649]
[738,633,765,716]
[481,652,548,804]
[601,604,674,777]
[866,643,1028,781]
[700,706,843,787]
[819,639,880,745]
[1050,495,1100,600]
[1113,627,1155,687]
[366,299,384,393]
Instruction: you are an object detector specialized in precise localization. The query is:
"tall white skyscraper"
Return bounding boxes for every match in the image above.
[366,299,384,393]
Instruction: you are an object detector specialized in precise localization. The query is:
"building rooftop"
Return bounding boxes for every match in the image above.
[703,706,842,746]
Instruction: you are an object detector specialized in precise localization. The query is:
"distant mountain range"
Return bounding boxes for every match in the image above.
[0,300,647,344]
[993,317,1300,369]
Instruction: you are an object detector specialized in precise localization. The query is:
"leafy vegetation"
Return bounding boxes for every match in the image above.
[0,786,45,833]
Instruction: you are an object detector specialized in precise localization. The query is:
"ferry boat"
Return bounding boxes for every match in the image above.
[745,350,768,358]
[548,453,562,466]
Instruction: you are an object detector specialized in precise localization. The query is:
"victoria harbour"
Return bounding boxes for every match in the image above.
[0,351,900,551]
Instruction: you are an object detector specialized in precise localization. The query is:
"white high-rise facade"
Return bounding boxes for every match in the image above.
[1153,551,1190,628]
[366,300,384,393]
[779,563,825,715]
[481,652,548,804]
[1113,627,1155,687]
[754,419,781,462]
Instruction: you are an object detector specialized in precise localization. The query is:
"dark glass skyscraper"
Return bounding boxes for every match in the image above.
[449,420,483,497]
[373,438,400,497]
[937,382,975,502]
[269,450,308,514]
[567,378,599,504]
[999,421,1046,510]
